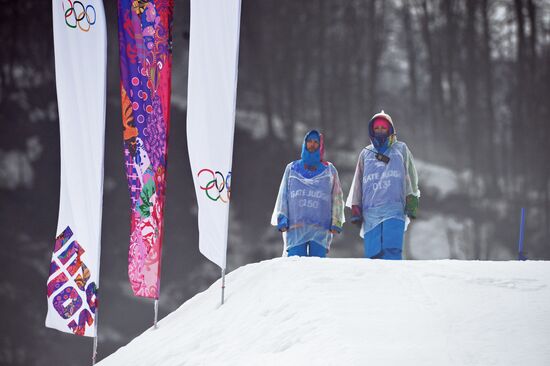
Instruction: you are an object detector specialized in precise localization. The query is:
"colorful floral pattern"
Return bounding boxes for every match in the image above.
[118,0,173,299]
[47,226,97,336]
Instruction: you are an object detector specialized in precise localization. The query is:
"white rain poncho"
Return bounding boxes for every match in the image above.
[271,161,344,251]
[346,140,420,238]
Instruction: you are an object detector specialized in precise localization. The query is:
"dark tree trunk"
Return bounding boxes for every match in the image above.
[513,0,528,197]
[464,0,480,180]
[366,0,384,115]
[419,0,444,144]
[481,0,499,194]
[317,0,327,133]
[442,0,460,153]
[402,3,418,111]
[352,5,368,146]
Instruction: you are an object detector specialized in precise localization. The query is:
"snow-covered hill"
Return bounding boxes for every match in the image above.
[97,258,550,366]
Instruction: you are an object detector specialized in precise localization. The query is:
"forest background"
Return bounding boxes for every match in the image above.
[1,0,549,365]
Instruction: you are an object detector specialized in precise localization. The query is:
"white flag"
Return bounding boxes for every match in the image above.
[186,0,242,269]
[46,0,106,337]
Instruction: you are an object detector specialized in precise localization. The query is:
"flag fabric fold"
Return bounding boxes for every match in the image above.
[46,0,107,337]
[187,0,242,269]
[117,0,174,299]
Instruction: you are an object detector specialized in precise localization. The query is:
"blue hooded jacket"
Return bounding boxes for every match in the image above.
[298,130,327,177]
[274,130,343,236]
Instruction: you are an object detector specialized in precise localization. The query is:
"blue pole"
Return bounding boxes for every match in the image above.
[518,208,527,260]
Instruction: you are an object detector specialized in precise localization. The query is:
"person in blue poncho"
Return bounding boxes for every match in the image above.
[347,111,420,260]
[272,130,345,257]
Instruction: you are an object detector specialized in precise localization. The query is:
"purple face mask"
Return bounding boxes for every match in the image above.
[372,130,390,153]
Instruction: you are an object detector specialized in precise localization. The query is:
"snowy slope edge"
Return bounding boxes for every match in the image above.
[97,258,550,366]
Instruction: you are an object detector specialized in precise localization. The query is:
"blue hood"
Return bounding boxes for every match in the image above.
[301,130,322,168]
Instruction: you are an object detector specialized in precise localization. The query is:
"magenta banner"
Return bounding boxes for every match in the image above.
[117,0,174,299]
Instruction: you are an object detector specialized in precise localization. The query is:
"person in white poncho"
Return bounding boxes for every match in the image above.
[347,111,420,260]
[272,130,345,257]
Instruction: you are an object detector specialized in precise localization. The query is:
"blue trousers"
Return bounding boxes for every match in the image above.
[287,241,326,258]
[364,218,405,260]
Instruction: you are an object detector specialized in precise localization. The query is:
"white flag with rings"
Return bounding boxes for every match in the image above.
[46,0,106,337]
[186,0,242,269]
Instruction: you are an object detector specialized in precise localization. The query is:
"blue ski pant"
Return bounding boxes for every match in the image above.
[287,241,326,258]
[364,218,405,260]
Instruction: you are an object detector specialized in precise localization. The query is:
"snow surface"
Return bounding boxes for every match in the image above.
[97,258,550,366]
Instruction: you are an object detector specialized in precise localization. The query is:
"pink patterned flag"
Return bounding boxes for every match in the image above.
[117,0,174,299]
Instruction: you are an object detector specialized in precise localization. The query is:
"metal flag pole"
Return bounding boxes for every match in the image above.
[92,309,99,365]
[92,336,98,365]
[518,207,527,260]
[154,299,159,329]
[221,268,226,305]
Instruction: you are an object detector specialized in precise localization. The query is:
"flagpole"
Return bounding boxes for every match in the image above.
[92,335,98,365]
[92,309,99,365]
[221,268,226,305]
[154,299,159,329]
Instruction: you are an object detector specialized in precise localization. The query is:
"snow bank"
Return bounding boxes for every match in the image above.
[97,258,550,366]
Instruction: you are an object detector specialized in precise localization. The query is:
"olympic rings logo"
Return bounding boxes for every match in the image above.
[197,169,231,203]
[63,1,96,32]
